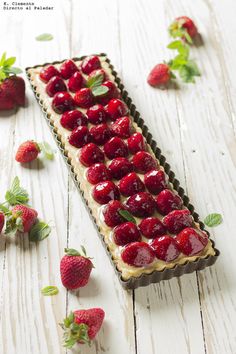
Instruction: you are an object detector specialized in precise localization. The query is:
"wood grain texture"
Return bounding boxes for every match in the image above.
[0,0,236,353]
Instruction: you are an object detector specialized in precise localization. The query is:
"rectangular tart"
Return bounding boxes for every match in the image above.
[26,54,219,289]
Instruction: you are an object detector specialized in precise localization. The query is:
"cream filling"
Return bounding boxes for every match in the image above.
[28,56,215,280]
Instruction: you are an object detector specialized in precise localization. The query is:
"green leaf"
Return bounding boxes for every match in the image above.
[0,70,6,81]
[64,248,80,256]
[91,85,109,97]
[179,65,195,83]
[4,67,23,75]
[167,40,183,50]
[185,60,201,76]
[29,221,51,242]
[38,142,54,160]
[118,210,136,224]
[0,52,6,66]
[169,54,188,70]
[204,213,223,227]
[36,33,53,41]
[87,72,104,88]
[5,176,29,206]
[0,204,10,215]
[4,57,16,67]
[41,285,59,296]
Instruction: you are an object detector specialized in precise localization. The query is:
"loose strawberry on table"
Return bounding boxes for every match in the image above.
[92,181,120,205]
[103,200,128,227]
[60,59,78,79]
[169,16,198,42]
[90,123,111,145]
[147,63,172,87]
[15,140,40,163]
[45,76,67,97]
[113,222,141,246]
[119,172,145,197]
[108,157,134,180]
[6,205,38,233]
[127,132,147,154]
[139,217,166,239]
[104,137,128,159]
[86,163,111,185]
[79,143,105,167]
[132,151,158,173]
[60,110,88,131]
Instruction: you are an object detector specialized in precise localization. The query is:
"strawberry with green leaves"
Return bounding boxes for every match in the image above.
[60,308,105,348]
[0,52,25,110]
[0,212,5,234]
[169,16,198,43]
[6,204,38,234]
[15,140,54,163]
[147,63,174,87]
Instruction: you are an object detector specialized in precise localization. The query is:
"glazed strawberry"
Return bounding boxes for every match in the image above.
[156,189,183,215]
[81,56,101,75]
[68,126,91,148]
[105,99,128,121]
[144,169,167,194]
[92,181,120,205]
[96,81,120,105]
[79,143,104,167]
[90,123,111,145]
[175,227,208,256]
[61,308,105,348]
[127,133,146,154]
[52,92,75,114]
[60,110,88,131]
[108,157,133,180]
[87,68,107,83]
[60,59,78,79]
[104,137,128,159]
[45,76,67,97]
[169,16,198,40]
[113,222,141,246]
[86,163,111,185]
[119,172,145,197]
[86,104,107,124]
[126,192,156,217]
[132,151,157,173]
[15,140,40,163]
[39,65,60,83]
[0,212,5,233]
[74,88,94,108]
[111,116,133,138]
[121,242,155,267]
[150,235,180,262]
[147,63,171,87]
[60,247,93,290]
[6,205,38,233]
[103,200,127,227]
[163,209,193,234]
[139,217,166,239]
[68,71,85,92]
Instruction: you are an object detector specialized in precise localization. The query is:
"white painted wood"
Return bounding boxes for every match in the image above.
[0,0,236,353]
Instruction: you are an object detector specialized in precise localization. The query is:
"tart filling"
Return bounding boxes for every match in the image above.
[28,55,215,281]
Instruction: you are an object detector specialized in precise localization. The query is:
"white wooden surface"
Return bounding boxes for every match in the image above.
[0,0,236,353]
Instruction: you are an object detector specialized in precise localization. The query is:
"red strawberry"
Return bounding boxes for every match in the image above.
[15,140,40,163]
[92,181,120,205]
[139,217,166,239]
[127,133,147,154]
[52,92,75,114]
[121,242,155,267]
[0,76,25,110]
[111,116,133,138]
[144,169,167,194]
[40,65,60,83]
[86,163,111,185]
[104,137,128,159]
[86,104,107,125]
[60,110,88,131]
[156,189,183,215]
[132,151,158,173]
[163,209,193,234]
[150,235,180,262]
[90,123,111,145]
[6,205,38,233]
[60,247,93,290]
[74,88,94,108]
[61,308,105,348]
[105,99,128,121]
[87,69,107,83]
[147,64,171,87]
[126,192,156,217]
[175,227,208,256]
[119,172,145,197]
[108,157,134,180]
[81,56,101,75]
[103,200,127,227]
[45,76,67,97]
[79,143,104,167]
[0,212,5,233]
[68,71,85,92]
[169,16,198,40]
[68,126,91,148]
[60,60,78,79]
[96,81,120,105]
[113,222,141,246]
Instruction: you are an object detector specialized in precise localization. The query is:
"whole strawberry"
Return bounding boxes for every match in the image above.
[0,52,25,110]
[15,141,40,163]
[147,63,172,87]
[60,247,93,290]
[0,212,5,233]
[169,16,198,42]
[6,205,38,233]
[60,308,105,348]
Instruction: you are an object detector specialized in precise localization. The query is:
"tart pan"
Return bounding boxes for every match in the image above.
[26,54,220,290]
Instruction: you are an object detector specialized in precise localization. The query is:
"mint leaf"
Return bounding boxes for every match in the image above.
[169,55,188,70]
[204,213,223,227]
[29,221,51,242]
[36,33,53,41]
[5,176,29,206]
[0,52,6,66]
[38,142,54,160]
[91,86,108,97]
[118,210,136,224]
[41,286,59,296]
[4,57,16,67]
[185,60,201,76]
[87,73,103,88]
[0,204,10,215]
[4,67,22,75]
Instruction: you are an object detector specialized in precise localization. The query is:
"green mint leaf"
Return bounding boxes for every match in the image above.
[41,285,59,296]
[0,204,10,215]
[87,73,103,88]
[167,40,189,58]
[169,55,188,70]
[0,71,6,81]
[204,213,223,227]
[91,85,108,97]
[185,60,201,76]
[167,40,183,50]
[38,142,54,160]
[64,248,80,256]
[4,67,23,75]
[0,52,6,66]
[118,210,136,224]
[29,221,51,242]
[36,33,53,41]
[179,65,195,83]
[4,57,16,67]
[5,176,29,206]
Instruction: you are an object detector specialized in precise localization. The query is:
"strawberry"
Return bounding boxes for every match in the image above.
[105,99,129,121]
[147,63,172,87]
[121,242,155,267]
[86,163,111,185]
[132,151,158,173]
[0,212,5,233]
[68,126,91,148]
[15,140,40,163]
[79,143,104,167]
[103,200,128,227]
[81,56,101,75]
[175,227,208,256]
[144,169,167,194]
[163,209,193,234]
[104,137,128,159]
[6,204,38,233]
[126,192,156,217]
[111,116,133,138]
[74,88,94,108]
[60,110,88,131]
[113,222,141,246]
[156,189,183,215]
[60,247,93,290]
[96,81,120,105]
[139,217,166,239]
[52,92,75,113]
[90,123,111,145]
[150,235,180,262]
[127,133,147,154]
[45,76,67,97]
[169,16,198,42]
[108,157,134,180]
[68,71,85,92]
[60,59,78,80]
[119,172,145,197]
[60,308,105,348]
[92,181,120,205]
[86,104,107,125]
[40,65,60,82]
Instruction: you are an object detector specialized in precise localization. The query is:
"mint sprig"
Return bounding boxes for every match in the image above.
[5,176,29,206]
[118,210,137,224]
[41,286,59,296]
[169,19,193,44]
[0,52,22,82]
[29,221,51,242]
[86,72,109,97]
[38,142,54,160]
[204,213,223,227]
